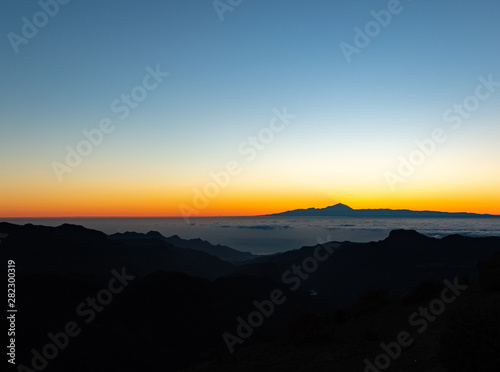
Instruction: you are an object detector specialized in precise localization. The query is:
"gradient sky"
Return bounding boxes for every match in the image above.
[1,0,500,217]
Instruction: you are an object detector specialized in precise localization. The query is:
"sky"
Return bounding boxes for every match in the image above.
[1,0,500,217]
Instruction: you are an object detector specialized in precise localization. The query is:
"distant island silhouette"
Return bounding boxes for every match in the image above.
[266,203,500,218]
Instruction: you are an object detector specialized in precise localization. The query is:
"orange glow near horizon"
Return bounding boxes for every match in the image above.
[2,186,499,218]
[1,167,499,218]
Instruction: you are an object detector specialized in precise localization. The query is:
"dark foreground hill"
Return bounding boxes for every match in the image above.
[1,222,499,371]
[184,281,500,372]
[242,229,500,309]
[0,222,238,280]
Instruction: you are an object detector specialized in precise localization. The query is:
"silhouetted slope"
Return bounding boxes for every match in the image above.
[244,229,500,308]
[478,250,500,290]
[184,282,500,372]
[9,269,294,372]
[109,230,255,263]
[0,222,237,279]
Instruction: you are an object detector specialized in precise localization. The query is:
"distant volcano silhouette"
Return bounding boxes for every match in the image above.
[267,203,500,218]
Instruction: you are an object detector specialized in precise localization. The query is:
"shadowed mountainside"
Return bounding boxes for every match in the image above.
[109,230,255,264]
[239,229,500,309]
[0,222,238,280]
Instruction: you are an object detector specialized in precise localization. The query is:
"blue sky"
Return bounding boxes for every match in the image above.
[1,0,500,216]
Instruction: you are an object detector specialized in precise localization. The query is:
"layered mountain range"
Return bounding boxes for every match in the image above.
[1,221,500,371]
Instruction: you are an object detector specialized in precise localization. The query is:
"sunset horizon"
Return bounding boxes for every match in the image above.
[2,1,500,370]
[2,199,500,218]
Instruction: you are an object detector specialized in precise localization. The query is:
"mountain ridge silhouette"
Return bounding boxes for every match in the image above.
[266,203,500,218]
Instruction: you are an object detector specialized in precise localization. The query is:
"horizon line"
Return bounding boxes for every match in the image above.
[2,207,500,219]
